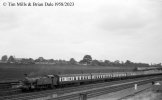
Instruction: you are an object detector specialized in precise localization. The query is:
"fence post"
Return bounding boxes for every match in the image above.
[79,93,87,100]
[134,84,137,90]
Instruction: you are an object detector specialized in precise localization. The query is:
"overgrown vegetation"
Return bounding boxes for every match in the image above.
[0,55,161,68]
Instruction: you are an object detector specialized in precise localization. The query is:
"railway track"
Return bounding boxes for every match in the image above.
[0,80,20,90]
[0,75,162,100]
[0,80,21,96]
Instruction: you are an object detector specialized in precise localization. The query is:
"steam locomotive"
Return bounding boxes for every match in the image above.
[20,69,162,90]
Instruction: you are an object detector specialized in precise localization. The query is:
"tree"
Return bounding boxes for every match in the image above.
[35,57,44,62]
[125,60,132,65]
[8,56,15,63]
[69,58,77,65]
[114,60,120,66]
[91,60,100,66]
[104,60,111,66]
[1,55,8,62]
[82,55,92,65]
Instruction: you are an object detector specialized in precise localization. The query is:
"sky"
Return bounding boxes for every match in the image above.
[0,0,162,64]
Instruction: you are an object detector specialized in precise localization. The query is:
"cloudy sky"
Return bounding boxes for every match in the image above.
[0,0,162,63]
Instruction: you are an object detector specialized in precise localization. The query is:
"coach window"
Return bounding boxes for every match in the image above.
[68,77,70,81]
[88,76,90,79]
[59,78,61,82]
[70,77,73,81]
[76,76,78,80]
[66,77,68,81]
[62,77,64,81]
[89,76,91,79]
[120,73,122,77]
[114,74,116,77]
[80,76,82,80]
[117,74,119,77]
[70,77,72,81]
[63,77,66,81]
[82,76,85,80]
[65,77,68,81]
[64,77,66,81]
[85,76,87,79]
[84,76,86,79]
[82,76,84,80]
[83,76,85,80]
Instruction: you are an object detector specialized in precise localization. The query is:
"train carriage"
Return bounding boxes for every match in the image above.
[57,73,92,85]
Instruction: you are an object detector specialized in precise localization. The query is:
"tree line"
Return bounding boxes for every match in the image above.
[0,55,161,67]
